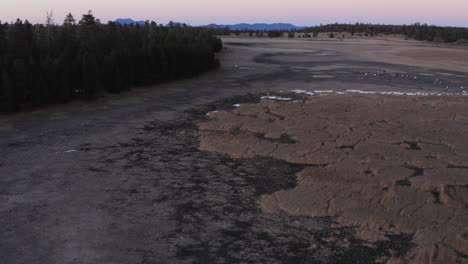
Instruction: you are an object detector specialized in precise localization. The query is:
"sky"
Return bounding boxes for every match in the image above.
[1,0,467,27]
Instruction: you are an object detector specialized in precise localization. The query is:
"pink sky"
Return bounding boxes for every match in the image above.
[1,0,467,27]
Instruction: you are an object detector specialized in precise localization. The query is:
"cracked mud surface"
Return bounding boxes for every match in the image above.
[1,97,416,264]
[103,98,418,264]
[199,94,468,263]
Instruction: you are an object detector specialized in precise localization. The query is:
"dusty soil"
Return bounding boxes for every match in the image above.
[1,37,468,263]
[373,47,468,73]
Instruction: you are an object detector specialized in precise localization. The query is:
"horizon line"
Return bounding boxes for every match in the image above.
[1,17,467,29]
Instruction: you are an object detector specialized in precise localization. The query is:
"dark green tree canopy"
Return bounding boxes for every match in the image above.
[0,12,223,112]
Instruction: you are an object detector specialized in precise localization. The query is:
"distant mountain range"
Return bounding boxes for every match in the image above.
[201,23,307,31]
[115,18,146,25]
[115,19,306,31]
[114,18,186,27]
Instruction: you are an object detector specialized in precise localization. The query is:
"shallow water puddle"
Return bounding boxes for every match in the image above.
[260,96,292,101]
[289,89,468,97]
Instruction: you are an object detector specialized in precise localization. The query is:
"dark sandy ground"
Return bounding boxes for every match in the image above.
[1,37,468,263]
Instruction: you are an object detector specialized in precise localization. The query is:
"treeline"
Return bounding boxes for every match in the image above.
[0,11,223,112]
[222,23,468,43]
[302,23,468,42]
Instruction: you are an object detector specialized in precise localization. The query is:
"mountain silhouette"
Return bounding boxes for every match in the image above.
[115,19,305,30]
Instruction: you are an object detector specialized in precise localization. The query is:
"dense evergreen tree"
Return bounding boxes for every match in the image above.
[267,30,282,38]
[302,23,468,42]
[63,13,76,26]
[226,23,468,43]
[0,12,223,112]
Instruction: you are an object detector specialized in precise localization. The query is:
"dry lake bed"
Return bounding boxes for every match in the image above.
[1,37,468,263]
